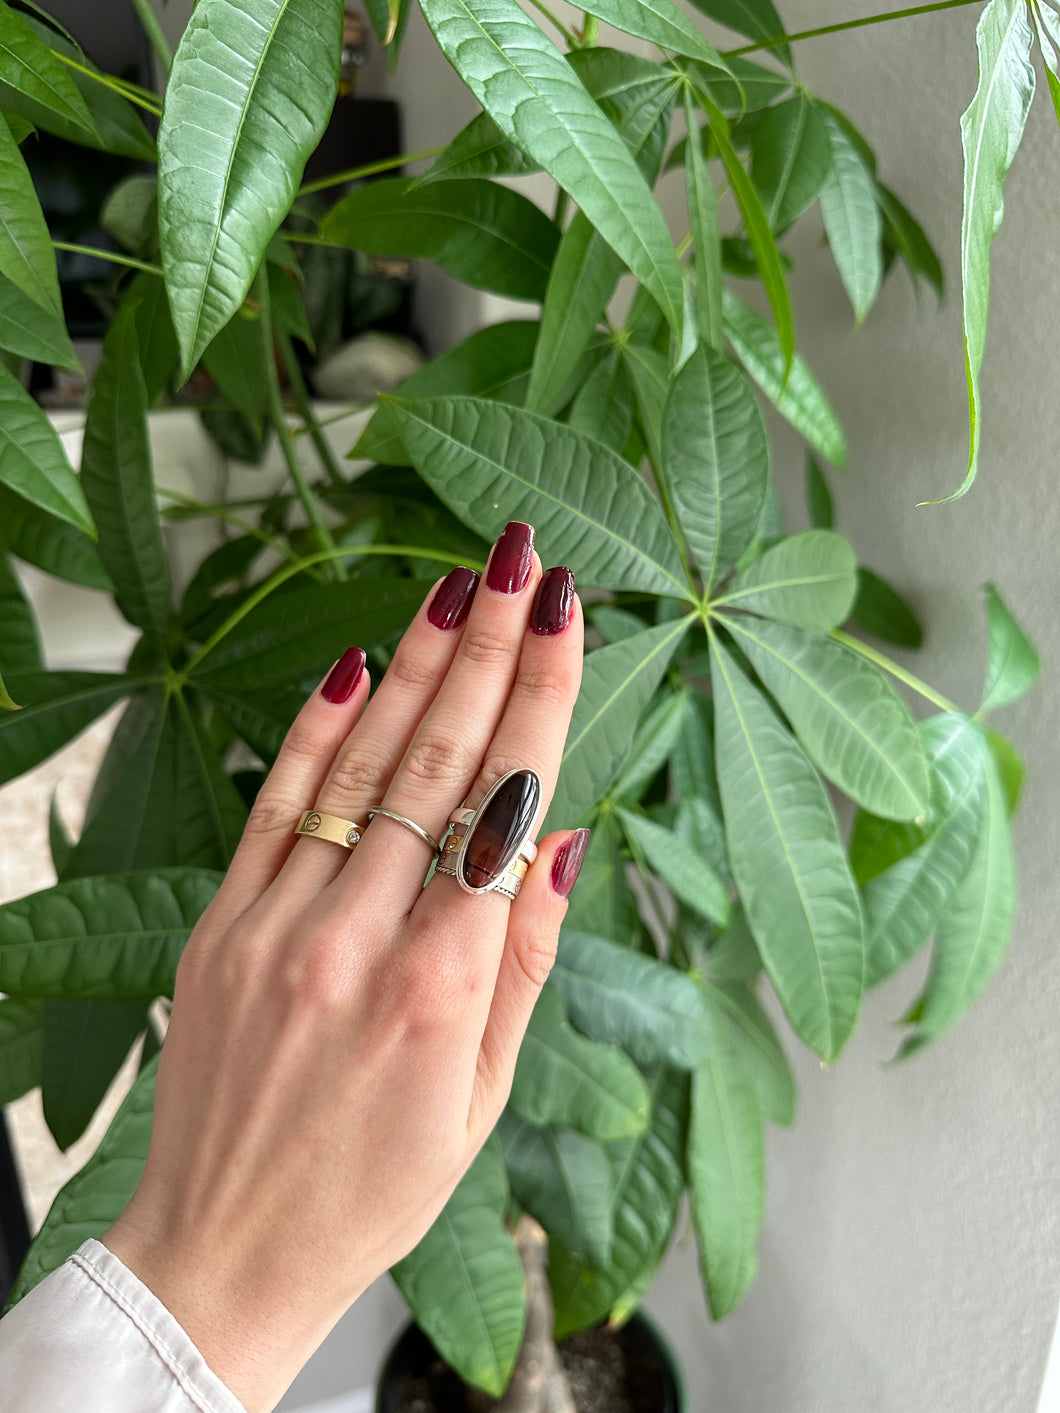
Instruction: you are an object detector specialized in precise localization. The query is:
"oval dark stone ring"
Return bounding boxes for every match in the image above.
[439,768,542,897]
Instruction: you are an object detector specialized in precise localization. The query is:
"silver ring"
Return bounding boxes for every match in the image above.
[366,806,441,853]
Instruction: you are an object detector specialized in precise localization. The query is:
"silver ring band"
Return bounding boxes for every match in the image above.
[366,807,441,853]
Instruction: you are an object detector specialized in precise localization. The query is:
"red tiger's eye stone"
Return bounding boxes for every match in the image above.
[461,769,541,890]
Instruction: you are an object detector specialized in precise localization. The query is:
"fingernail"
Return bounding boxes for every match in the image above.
[321,646,366,704]
[486,521,535,594]
[428,567,479,630]
[550,828,591,898]
[530,567,575,636]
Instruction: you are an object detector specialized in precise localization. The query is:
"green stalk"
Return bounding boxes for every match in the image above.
[298,147,445,196]
[580,13,599,45]
[156,487,315,574]
[52,242,162,276]
[51,51,163,115]
[523,0,578,46]
[724,0,983,57]
[830,628,959,713]
[129,0,174,74]
[277,333,347,492]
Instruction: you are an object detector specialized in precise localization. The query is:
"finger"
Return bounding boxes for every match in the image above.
[275,566,479,898]
[207,646,370,927]
[340,522,542,913]
[468,829,591,1137]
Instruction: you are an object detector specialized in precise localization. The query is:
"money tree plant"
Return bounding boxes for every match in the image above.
[0,0,1045,1404]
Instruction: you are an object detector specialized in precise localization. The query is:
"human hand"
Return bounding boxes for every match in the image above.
[102,522,586,1413]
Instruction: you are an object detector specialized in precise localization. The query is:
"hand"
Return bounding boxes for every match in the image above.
[102,523,586,1413]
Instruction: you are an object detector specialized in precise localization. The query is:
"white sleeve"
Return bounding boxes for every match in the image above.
[0,1237,248,1413]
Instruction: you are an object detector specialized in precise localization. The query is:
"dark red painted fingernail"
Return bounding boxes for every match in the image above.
[531,567,575,636]
[428,566,479,630]
[321,646,366,704]
[550,828,591,898]
[486,521,535,594]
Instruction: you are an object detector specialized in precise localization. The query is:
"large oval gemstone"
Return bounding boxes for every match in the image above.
[461,769,542,891]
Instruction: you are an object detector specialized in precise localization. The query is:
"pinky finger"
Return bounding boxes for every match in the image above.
[468,828,591,1138]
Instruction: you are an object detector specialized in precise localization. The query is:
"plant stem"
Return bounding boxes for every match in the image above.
[297,147,445,196]
[581,12,599,45]
[284,234,349,250]
[156,487,313,573]
[277,333,347,491]
[52,241,162,276]
[181,543,477,676]
[724,0,983,57]
[51,51,163,115]
[830,628,959,713]
[523,0,578,46]
[129,0,173,74]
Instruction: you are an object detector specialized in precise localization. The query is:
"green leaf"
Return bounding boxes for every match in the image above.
[124,273,179,407]
[688,1014,764,1318]
[684,0,790,66]
[611,687,686,803]
[321,177,559,302]
[567,351,634,454]
[750,94,832,233]
[876,181,943,298]
[724,292,848,466]
[498,1113,613,1267]
[618,807,730,925]
[688,55,792,113]
[683,90,724,352]
[862,714,985,987]
[546,618,692,830]
[0,548,41,676]
[388,396,686,597]
[670,691,723,817]
[0,995,43,1105]
[851,567,923,648]
[715,529,858,632]
[699,977,794,1124]
[937,0,1035,502]
[0,268,78,367]
[1034,2,1060,127]
[101,175,158,258]
[562,811,642,948]
[158,0,344,374]
[0,867,220,1001]
[702,900,761,981]
[201,310,268,432]
[710,634,864,1061]
[419,0,685,338]
[393,1135,524,1397]
[896,742,1014,1056]
[0,485,110,589]
[621,341,669,470]
[48,789,74,875]
[0,113,72,349]
[579,0,732,68]
[979,582,1039,714]
[805,455,834,529]
[0,3,96,138]
[819,106,882,324]
[722,615,930,820]
[662,344,769,593]
[41,998,147,1152]
[550,1067,689,1335]
[416,109,541,185]
[985,726,1023,814]
[6,1055,156,1308]
[0,362,92,533]
[0,671,136,785]
[81,301,173,647]
[510,983,650,1139]
[554,928,712,1068]
[267,259,313,349]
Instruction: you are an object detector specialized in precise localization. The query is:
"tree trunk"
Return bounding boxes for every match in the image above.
[491,1217,578,1413]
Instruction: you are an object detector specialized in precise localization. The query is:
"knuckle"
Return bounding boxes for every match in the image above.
[278,945,350,1018]
[385,648,441,696]
[281,716,330,769]
[513,663,575,708]
[326,745,387,804]
[244,789,304,841]
[512,925,558,990]
[402,728,475,788]
[460,625,516,670]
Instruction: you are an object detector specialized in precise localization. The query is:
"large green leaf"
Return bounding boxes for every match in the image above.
[419,0,684,338]
[510,983,650,1140]
[689,54,792,114]
[896,742,1014,1056]
[683,90,724,352]
[699,976,794,1124]
[0,3,95,137]
[550,1067,689,1335]
[942,0,1035,501]
[0,548,41,676]
[158,0,344,374]
[670,690,723,819]
[8,1058,156,1309]
[416,109,540,184]
[393,1135,524,1398]
[750,94,832,233]
[610,686,686,803]
[617,807,730,925]
[0,362,91,533]
[498,1113,613,1267]
[0,995,43,1105]
[321,177,559,302]
[0,485,110,589]
[562,811,641,948]
[851,567,923,649]
[710,634,864,1061]
[41,998,148,1153]
[545,618,692,830]
[979,583,1039,714]
[0,671,137,785]
[723,293,848,466]
[0,868,220,1001]
[388,396,686,596]
[0,268,78,367]
[579,0,731,67]
[662,344,769,593]
[819,107,882,324]
[201,311,268,432]
[685,0,790,65]
[722,615,930,820]
[713,529,858,632]
[81,302,173,648]
[126,273,179,407]
[553,928,712,1068]
[862,714,985,987]
[567,351,634,454]
[0,115,73,360]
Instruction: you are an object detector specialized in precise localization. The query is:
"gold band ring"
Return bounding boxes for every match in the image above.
[294,810,365,849]
[366,806,441,853]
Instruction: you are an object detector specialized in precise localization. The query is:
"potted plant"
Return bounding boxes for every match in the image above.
[0,0,1045,1408]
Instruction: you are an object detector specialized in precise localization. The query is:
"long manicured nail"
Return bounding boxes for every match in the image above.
[530,567,575,636]
[550,828,591,898]
[428,567,479,630]
[486,521,535,594]
[321,646,366,704]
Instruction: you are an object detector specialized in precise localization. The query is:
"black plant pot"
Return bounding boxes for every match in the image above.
[376,1310,686,1413]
